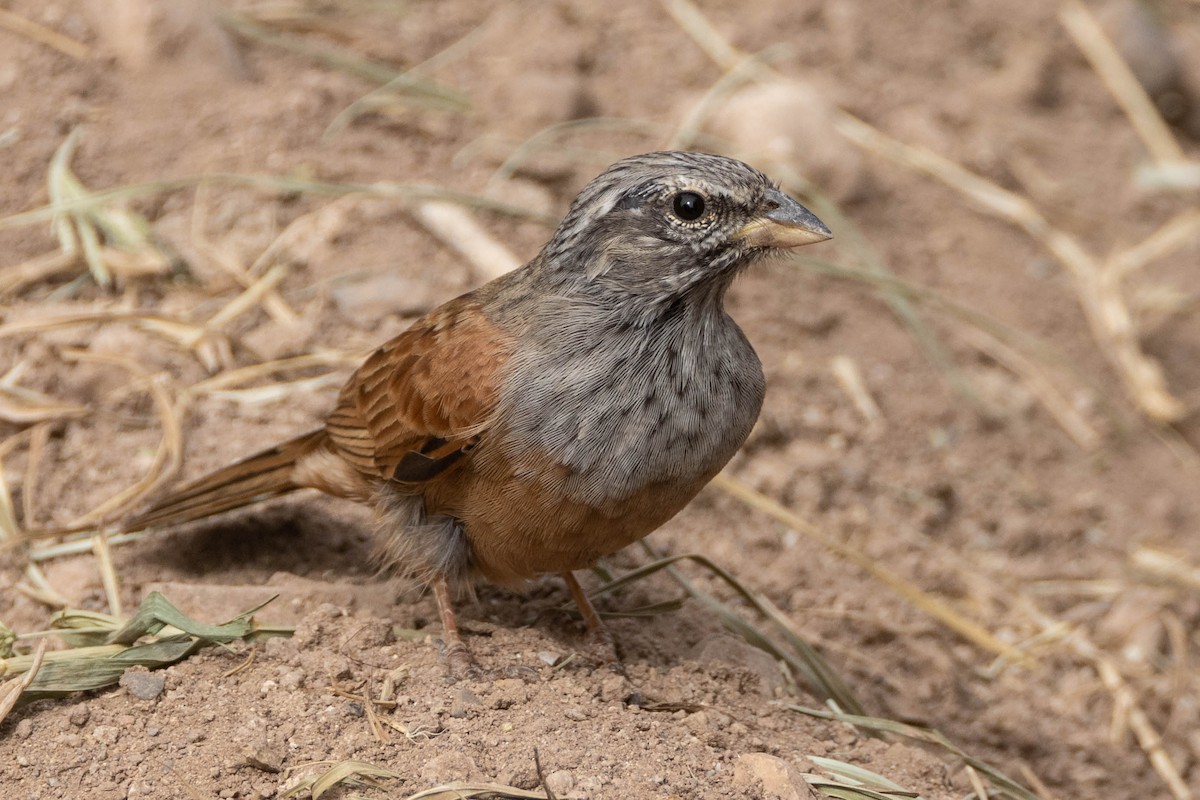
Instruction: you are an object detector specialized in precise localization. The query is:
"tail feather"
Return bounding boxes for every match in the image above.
[123,429,328,531]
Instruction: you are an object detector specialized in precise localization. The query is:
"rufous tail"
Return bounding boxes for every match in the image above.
[122,429,328,532]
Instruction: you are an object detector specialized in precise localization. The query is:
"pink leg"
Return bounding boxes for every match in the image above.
[433,575,481,680]
[562,571,619,666]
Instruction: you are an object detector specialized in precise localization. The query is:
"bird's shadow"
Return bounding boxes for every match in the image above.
[134,497,377,582]
[133,500,712,669]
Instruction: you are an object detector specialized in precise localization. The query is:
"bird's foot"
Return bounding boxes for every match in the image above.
[578,626,625,674]
[438,639,540,682]
[441,639,487,682]
[561,571,625,674]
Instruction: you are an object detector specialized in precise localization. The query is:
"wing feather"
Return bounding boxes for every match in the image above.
[325,296,514,485]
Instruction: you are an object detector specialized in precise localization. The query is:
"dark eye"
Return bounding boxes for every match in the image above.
[672,191,706,222]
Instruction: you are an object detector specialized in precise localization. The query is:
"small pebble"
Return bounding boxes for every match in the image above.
[537,651,564,667]
[120,670,167,701]
[92,725,120,745]
[68,704,91,727]
[544,770,576,795]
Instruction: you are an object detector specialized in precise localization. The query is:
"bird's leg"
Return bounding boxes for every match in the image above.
[433,575,481,680]
[562,571,620,667]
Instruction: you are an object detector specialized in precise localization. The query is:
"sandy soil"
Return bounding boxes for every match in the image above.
[2,1,1200,798]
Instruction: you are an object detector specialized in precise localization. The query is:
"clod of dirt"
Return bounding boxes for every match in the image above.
[544,769,577,796]
[732,753,818,800]
[118,669,166,701]
[421,751,483,784]
[692,633,786,697]
[83,0,247,77]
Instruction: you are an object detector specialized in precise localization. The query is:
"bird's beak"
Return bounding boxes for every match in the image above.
[735,188,832,249]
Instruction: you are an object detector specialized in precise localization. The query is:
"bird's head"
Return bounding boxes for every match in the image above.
[542,151,831,306]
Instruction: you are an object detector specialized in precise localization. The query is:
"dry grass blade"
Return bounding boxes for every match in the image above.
[406,783,550,800]
[599,547,865,714]
[596,597,687,618]
[109,591,285,646]
[954,325,1099,449]
[1,592,290,703]
[184,350,361,400]
[830,356,884,433]
[47,128,172,288]
[965,765,990,800]
[668,44,789,150]
[91,532,123,618]
[0,310,198,344]
[48,128,104,285]
[199,374,345,406]
[0,366,89,424]
[0,250,78,296]
[42,607,121,645]
[190,182,298,326]
[296,760,402,799]
[1107,209,1200,280]
[200,263,290,355]
[791,706,1042,800]
[280,761,548,800]
[1138,161,1200,190]
[59,348,182,527]
[661,0,743,70]
[1018,598,1192,800]
[412,201,523,282]
[808,756,917,795]
[52,310,158,372]
[804,755,922,800]
[15,563,71,608]
[217,10,469,112]
[214,259,289,319]
[0,619,14,657]
[833,110,1185,425]
[245,193,356,277]
[1131,547,1200,591]
[1058,0,1186,168]
[0,7,89,60]
[0,639,47,726]
[711,472,1031,665]
[22,422,51,528]
[797,255,1118,436]
[29,531,148,561]
[324,16,485,138]
[808,787,904,800]
[0,173,555,231]
[0,448,21,541]
[485,117,665,190]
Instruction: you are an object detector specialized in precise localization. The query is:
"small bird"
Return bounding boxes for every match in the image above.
[122,151,831,675]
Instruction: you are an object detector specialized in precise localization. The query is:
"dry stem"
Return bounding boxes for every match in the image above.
[833,111,1185,425]
[0,8,89,60]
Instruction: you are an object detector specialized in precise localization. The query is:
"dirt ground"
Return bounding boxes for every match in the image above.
[2,1,1200,798]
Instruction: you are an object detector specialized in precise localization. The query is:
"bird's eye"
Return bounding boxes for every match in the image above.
[671,191,706,222]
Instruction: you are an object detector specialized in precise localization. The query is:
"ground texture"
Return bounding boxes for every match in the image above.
[2,1,1200,799]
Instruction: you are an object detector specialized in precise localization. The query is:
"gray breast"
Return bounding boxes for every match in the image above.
[492,305,765,507]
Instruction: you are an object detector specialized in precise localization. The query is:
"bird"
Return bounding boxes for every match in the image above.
[119,151,832,676]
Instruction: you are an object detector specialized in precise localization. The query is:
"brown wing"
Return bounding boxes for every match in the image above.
[325,295,516,486]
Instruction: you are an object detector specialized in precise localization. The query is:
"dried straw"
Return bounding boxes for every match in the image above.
[0,8,89,60]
